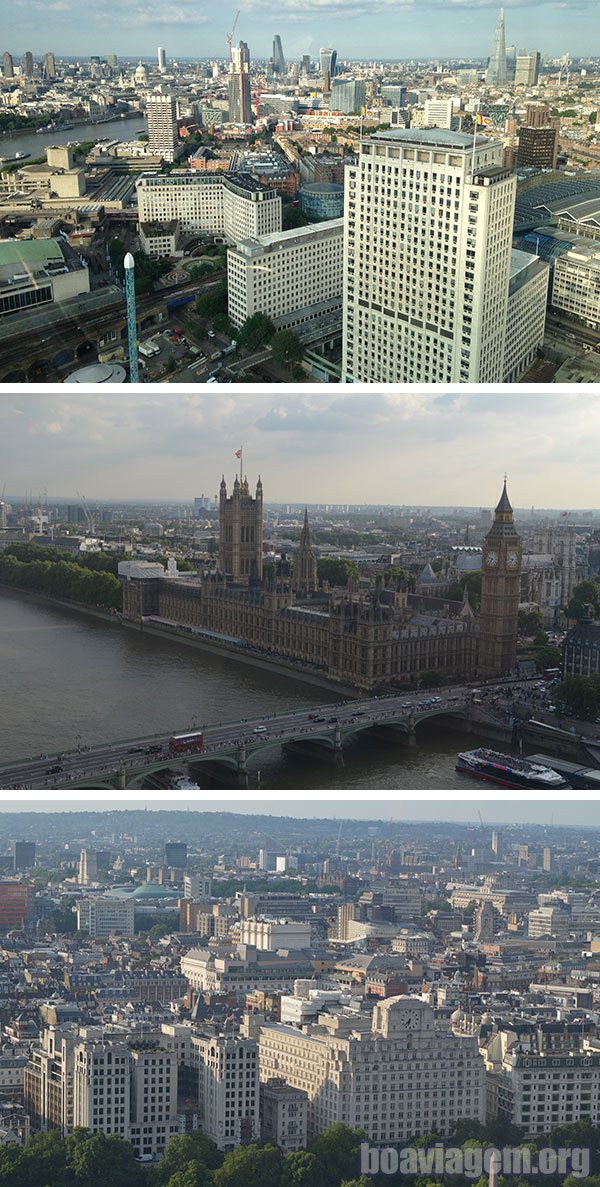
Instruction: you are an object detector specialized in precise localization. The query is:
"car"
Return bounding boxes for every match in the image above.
[313,715,326,722]
[128,746,145,754]
[354,710,364,716]
[253,725,267,733]
[327,716,339,723]
[207,330,216,338]
[46,764,63,774]
[145,744,162,754]
[206,376,219,383]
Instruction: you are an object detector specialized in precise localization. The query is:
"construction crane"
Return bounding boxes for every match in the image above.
[226,9,240,62]
[75,491,96,536]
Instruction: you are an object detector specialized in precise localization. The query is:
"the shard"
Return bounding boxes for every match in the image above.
[486,8,507,86]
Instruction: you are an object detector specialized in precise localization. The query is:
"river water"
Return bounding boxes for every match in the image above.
[0,591,480,791]
[0,113,146,164]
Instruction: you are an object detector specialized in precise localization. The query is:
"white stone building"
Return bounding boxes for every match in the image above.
[258,996,485,1141]
[192,1031,259,1152]
[76,896,135,939]
[503,248,549,382]
[227,219,343,335]
[342,128,517,383]
[135,172,281,251]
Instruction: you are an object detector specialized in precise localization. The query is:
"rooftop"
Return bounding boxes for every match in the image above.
[371,128,494,150]
[233,218,343,256]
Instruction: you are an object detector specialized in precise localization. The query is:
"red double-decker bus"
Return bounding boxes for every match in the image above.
[169,731,204,755]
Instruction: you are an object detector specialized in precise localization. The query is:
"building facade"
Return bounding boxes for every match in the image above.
[258,996,485,1141]
[227,219,343,336]
[146,92,181,163]
[76,896,135,939]
[342,129,517,383]
[503,249,549,382]
[136,173,281,250]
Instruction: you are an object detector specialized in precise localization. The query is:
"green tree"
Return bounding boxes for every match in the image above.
[555,674,600,720]
[447,571,482,611]
[214,1143,283,1187]
[309,1124,365,1186]
[164,355,177,375]
[533,644,561,671]
[65,1129,147,1187]
[239,312,275,351]
[317,558,360,587]
[270,330,303,372]
[196,281,228,322]
[518,608,545,636]
[282,1150,322,1187]
[567,579,600,620]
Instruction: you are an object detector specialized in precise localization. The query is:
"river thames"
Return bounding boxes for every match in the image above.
[0,591,485,791]
[0,113,146,163]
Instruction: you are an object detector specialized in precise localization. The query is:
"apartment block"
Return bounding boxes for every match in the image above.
[227,219,343,335]
[136,173,281,251]
[192,1032,259,1152]
[76,896,135,939]
[503,248,549,382]
[342,129,517,383]
[552,242,600,328]
[260,1077,307,1152]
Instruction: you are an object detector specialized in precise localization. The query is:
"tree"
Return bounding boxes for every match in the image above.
[270,330,303,372]
[518,608,545,636]
[239,312,275,351]
[196,281,228,322]
[317,558,360,587]
[164,355,177,375]
[533,644,561,671]
[282,1151,322,1187]
[447,571,482,611]
[567,579,600,620]
[555,674,600,720]
[309,1124,365,1186]
[65,1129,147,1187]
[214,1143,283,1187]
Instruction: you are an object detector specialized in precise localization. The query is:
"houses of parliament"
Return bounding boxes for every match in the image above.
[119,474,524,691]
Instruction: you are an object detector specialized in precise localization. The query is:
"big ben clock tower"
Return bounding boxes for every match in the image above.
[478,478,522,679]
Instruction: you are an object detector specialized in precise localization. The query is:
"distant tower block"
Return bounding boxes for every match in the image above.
[124,253,139,384]
[157,46,167,72]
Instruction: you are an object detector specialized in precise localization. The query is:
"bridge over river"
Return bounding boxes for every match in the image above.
[0,683,523,790]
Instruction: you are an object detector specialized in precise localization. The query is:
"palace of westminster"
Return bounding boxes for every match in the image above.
[119,473,575,691]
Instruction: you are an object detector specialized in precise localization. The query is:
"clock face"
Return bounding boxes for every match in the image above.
[506,551,519,569]
[485,550,498,568]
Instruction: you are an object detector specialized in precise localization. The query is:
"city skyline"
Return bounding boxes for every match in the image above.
[2,5,593,61]
[2,391,600,505]
[0,799,599,823]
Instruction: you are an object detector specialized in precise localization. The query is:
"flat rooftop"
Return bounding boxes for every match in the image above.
[0,237,63,268]
[233,218,344,256]
[371,128,495,150]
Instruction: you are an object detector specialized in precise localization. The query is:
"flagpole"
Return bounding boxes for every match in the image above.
[471,101,478,178]
[240,447,243,483]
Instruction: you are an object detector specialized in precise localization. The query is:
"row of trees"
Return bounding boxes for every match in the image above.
[0,551,121,610]
[5,1120,600,1187]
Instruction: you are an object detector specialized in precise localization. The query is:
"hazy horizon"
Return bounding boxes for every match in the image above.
[0,799,599,826]
[3,5,594,62]
[2,392,600,507]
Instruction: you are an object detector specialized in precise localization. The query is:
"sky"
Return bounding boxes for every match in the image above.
[3,3,596,62]
[2,390,600,509]
[0,797,599,824]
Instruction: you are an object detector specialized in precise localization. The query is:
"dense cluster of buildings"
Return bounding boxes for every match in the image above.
[1,816,600,1161]
[0,15,598,382]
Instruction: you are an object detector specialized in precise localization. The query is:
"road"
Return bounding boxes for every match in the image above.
[0,677,546,790]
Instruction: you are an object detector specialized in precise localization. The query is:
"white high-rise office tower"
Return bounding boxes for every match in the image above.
[146,91,180,162]
[78,848,98,885]
[342,128,517,383]
[157,46,166,72]
[192,1032,260,1152]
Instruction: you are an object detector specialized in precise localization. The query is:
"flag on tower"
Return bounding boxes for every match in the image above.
[476,113,494,127]
[235,449,242,459]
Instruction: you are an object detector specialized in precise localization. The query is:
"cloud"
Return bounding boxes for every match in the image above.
[2,391,600,508]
